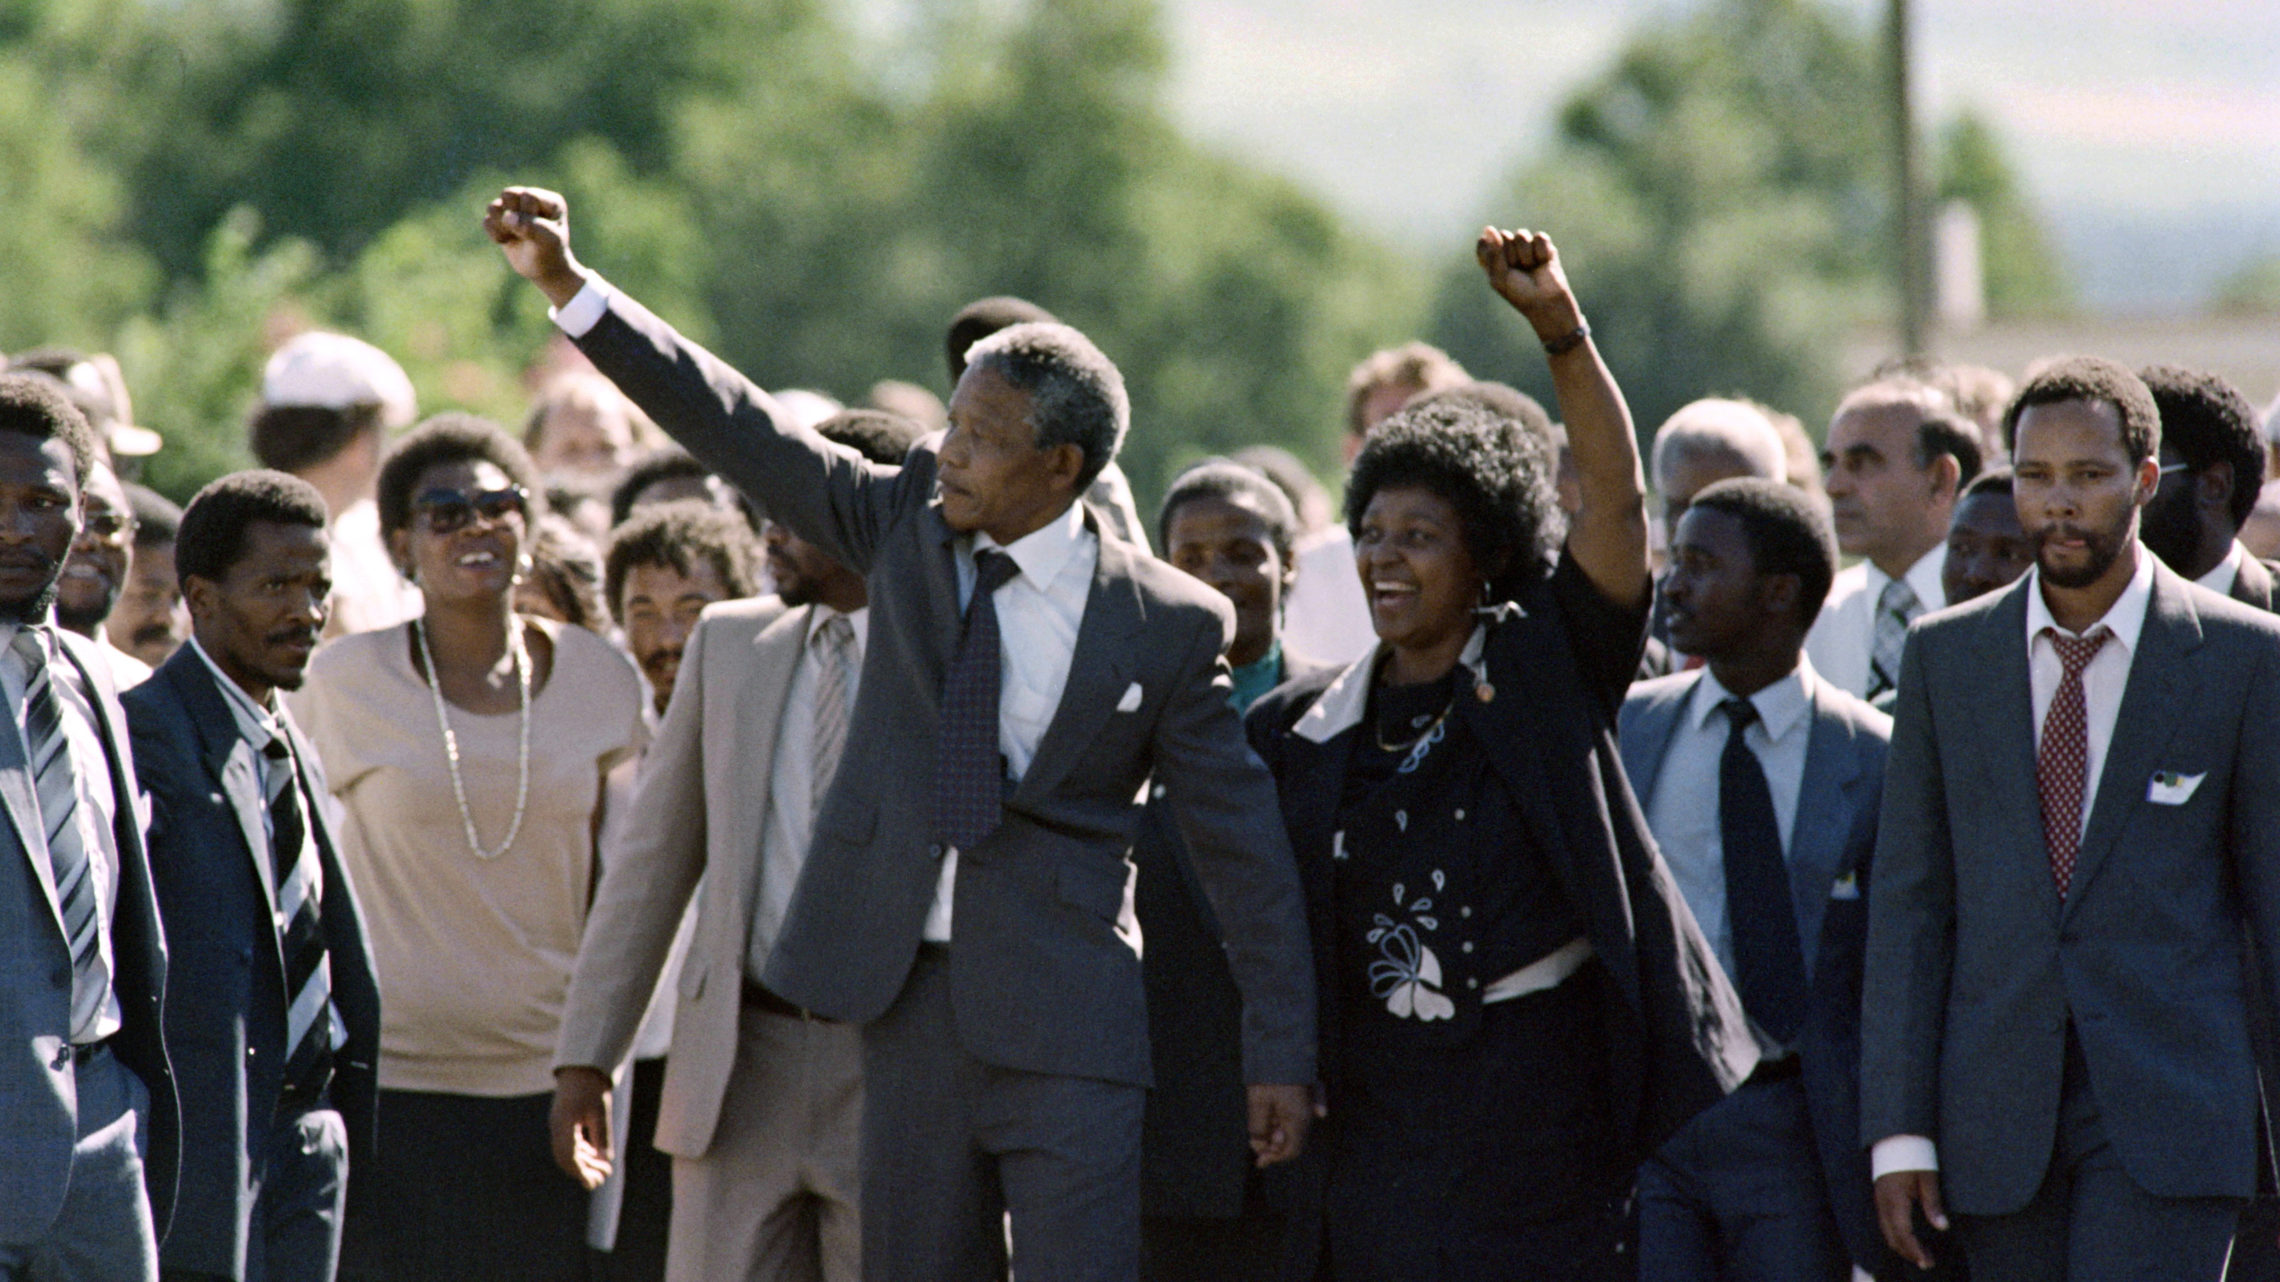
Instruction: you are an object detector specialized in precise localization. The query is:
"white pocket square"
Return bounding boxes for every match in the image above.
[1828,871,1861,901]
[1116,682,1144,713]
[2148,771,2205,805]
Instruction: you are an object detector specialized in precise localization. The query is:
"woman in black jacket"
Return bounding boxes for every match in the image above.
[1246,228,1754,1281]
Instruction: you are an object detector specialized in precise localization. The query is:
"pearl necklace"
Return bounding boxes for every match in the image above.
[413,615,532,861]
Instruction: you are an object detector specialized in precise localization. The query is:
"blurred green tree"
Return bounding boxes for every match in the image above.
[1936,111,2069,317]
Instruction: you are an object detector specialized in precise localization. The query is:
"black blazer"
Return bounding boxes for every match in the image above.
[1247,554,1754,1172]
[125,647,381,1275]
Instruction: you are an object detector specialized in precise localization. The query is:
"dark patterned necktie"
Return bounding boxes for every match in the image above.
[2037,627,2109,899]
[936,549,1021,851]
[264,734,334,1097]
[1720,697,1809,1044]
[11,627,108,1039]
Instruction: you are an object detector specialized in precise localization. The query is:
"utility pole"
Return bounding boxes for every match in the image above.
[1890,0,1931,355]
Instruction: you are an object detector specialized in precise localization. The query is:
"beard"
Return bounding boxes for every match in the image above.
[54,590,117,635]
[0,569,65,627]
[2034,520,2130,590]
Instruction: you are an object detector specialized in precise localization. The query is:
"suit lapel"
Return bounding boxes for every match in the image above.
[2232,556,2277,612]
[0,669,63,930]
[1014,523,1145,804]
[168,653,283,919]
[1616,676,1692,805]
[2065,568,2200,917]
[1977,581,2064,924]
[923,504,966,672]
[1790,686,1865,975]
[730,606,812,929]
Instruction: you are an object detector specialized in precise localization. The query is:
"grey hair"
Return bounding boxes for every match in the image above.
[1652,397,1788,490]
[964,321,1129,490]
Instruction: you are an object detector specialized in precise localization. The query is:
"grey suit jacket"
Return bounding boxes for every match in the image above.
[1622,668,1896,1275]
[0,627,176,1243]
[1862,562,2280,1214]
[555,595,812,1157]
[574,290,1315,1088]
[126,646,382,1276]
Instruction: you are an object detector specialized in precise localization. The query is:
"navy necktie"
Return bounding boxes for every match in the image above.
[936,549,1020,851]
[1719,697,1809,1043]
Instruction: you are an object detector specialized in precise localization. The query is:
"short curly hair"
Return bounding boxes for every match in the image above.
[2002,357,2161,467]
[964,322,1128,491]
[1685,477,1838,623]
[176,470,330,587]
[375,412,545,540]
[1344,397,1558,592]
[1157,459,1301,565]
[604,501,761,626]
[2141,364,2264,529]
[0,373,101,486]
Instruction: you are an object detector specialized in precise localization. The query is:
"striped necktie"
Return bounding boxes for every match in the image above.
[263,732,335,1098]
[1866,577,1922,699]
[809,613,856,822]
[11,627,110,1040]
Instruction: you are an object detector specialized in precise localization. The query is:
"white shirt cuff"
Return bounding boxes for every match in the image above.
[550,277,613,338]
[1870,1135,1940,1179]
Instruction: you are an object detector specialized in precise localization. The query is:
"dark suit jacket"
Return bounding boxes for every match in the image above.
[574,288,1315,1089]
[125,646,381,1275]
[1247,556,1756,1176]
[0,627,176,1243]
[1863,563,2280,1214]
[1136,654,1332,1221]
[1621,668,1899,1276]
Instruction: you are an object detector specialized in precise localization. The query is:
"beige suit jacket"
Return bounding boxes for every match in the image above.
[554,595,807,1158]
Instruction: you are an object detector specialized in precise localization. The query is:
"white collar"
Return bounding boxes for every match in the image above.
[2195,540,2250,595]
[1687,654,1817,743]
[2023,544,2157,654]
[1294,623,1489,745]
[188,636,285,744]
[975,501,1088,590]
[1865,543,1949,613]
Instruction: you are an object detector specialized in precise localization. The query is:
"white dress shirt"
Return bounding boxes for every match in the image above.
[3,623,123,1043]
[748,606,870,977]
[1871,548,2156,1180]
[924,503,1097,941]
[1804,544,1947,698]
[1643,661,1816,987]
[2196,539,2251,596]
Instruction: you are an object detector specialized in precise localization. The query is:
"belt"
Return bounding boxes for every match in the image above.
[743,978,835,1023]
[67,1038,109,1067]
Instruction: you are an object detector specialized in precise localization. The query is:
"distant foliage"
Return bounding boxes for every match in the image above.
[4,0,1418,506]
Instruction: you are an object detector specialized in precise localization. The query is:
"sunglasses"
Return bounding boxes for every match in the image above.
[413,485,529,534]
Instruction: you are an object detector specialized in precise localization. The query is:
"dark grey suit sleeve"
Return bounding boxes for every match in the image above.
[1153,611,1318,1086]
[1858,631,1955,1148]
[2228,634,2280,1058]
[573,287,926,575]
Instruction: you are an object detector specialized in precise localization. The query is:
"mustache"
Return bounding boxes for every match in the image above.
[640,647,682,677]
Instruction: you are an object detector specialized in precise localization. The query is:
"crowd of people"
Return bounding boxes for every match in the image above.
[5,177,2280,1282]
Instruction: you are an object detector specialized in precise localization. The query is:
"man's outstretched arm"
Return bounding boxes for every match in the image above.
[484,186,910,574]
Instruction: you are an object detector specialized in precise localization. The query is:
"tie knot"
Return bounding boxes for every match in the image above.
[263,735,293,763]
[8,625,50,670]
[2044,626,2110,676]
[1878,577,1922,621]
[816,612,854,651]
[974,548,1020,596]
[1720,696,1760,734]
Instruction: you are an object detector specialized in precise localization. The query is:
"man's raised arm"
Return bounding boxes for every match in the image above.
[484,185,907,574]
[1475,227,1649,612]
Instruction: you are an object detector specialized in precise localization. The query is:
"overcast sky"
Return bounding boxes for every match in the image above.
[1163,0,2280,309]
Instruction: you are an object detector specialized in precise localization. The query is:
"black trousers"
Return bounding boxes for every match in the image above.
[337,1089,589,1282]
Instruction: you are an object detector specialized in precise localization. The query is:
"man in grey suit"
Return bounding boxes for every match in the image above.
[1864,357,2280,1280]
[126,472,382,1282]
[485,187,1316,1282]
[0,375,177,1280]
[1624,478,1901,1281]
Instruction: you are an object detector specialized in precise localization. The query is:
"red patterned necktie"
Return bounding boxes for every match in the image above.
[2037,626,2110,899]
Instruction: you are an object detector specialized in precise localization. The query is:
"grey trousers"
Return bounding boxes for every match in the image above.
[0,1045,160,1282]
[1956,1032,2244,1282]
[860,947,1144,1282]
[1636,1074,1852,1282]
[666,1006,863,1282]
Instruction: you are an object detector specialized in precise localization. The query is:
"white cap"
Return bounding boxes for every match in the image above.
[261,332,417,430]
